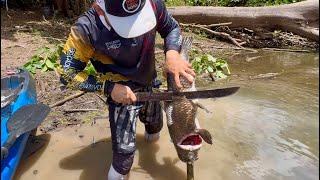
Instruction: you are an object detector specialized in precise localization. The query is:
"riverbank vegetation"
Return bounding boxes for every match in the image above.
[165,0,302,7]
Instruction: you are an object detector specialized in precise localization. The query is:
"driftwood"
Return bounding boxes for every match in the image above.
[180,23,246,48]
[168,0,319,42]
[262,47,311,52]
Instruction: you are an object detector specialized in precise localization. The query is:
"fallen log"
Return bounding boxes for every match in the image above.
[168,0,319,42]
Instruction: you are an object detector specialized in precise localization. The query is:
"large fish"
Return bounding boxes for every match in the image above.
[162,37,213,163]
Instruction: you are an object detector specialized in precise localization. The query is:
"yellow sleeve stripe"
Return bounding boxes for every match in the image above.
[63,30,94,63]
[98,72,129,82]
[73,72,89,82]
[93,53,114,65]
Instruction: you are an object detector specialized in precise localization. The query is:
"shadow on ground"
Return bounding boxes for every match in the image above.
[13,133,52,180]
[59,134,186,180]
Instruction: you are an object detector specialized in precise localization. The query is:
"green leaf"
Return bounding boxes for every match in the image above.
[23,62,31,68]
[56,45,64,56]
[31,55,41,62]
[29,67,36,74]
[45,60,55,69]
[33,63,43,69]
[207,66,214,73]
[216,71,227,79]
[41,66,48,72]
[49,54,58,63]
[206,55,216,62]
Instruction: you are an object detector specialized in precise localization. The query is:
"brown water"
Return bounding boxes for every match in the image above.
[14,50,319,180]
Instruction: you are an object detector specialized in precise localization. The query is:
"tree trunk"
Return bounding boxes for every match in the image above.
[168,0,319,42]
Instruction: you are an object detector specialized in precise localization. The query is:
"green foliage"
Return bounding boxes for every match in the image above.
[186,0,218,6]
[191,53,231,81]
[166,0,301,7]
[23,44,63,74]
[218,0,300,6]
[165,0,188,6]
[85,62,97,76]
[23,44,97,75]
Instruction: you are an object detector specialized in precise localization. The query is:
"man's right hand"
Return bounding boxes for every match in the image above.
[111,84,137,105]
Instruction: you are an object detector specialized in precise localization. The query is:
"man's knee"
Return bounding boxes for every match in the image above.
[139,101,163,134]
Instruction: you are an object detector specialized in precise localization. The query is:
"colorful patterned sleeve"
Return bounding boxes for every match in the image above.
[154,0,182,52]
[58,22,115,96]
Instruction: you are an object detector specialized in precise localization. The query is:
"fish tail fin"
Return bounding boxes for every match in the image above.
[180,36,193,62]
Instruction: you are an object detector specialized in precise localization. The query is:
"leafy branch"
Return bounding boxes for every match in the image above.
[23,45,97,75]
[191,53,231,81]
[23,44,63,74]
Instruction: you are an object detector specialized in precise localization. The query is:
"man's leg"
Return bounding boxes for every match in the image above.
[108,103,143,179]
[139,79,163,141]
[139,100,163,141]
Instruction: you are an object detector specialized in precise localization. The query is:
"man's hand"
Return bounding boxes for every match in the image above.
[111,84,137,105]
[163,50,196,90]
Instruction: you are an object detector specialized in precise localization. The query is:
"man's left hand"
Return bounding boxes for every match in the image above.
[163,50,196,90]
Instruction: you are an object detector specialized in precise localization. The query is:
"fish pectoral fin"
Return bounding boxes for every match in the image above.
[193,101,211,113]
[196,129,213,145]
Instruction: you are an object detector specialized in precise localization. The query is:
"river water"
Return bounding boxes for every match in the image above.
[14,50,319,180]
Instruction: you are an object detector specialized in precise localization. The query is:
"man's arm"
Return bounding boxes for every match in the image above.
[154,0,181,52]
[154,0,196,88]
[58,23,115,96]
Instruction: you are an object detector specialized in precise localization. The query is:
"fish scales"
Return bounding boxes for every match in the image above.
[163,37,212,163]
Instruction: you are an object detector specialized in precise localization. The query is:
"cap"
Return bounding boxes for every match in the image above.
[96,0,156,38]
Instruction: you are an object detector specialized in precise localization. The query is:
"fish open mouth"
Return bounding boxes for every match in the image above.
[177,134,202,150]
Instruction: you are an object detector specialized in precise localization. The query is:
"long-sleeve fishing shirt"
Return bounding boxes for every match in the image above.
[58,0,182,96]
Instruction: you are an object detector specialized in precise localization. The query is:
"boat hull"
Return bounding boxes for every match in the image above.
[1,69,37,180]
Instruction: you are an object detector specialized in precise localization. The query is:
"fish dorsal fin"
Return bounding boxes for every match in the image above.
[179,37,193,62]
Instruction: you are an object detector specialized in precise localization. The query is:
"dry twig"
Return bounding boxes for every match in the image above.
[198,22,232,28]
[63,108,100,113]
[49,91,85,108]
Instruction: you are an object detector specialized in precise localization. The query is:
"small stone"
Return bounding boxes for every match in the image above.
[234,153,239,157]
[33,170,38,175]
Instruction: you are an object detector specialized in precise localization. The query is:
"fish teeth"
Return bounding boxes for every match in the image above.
[177,144,202,151]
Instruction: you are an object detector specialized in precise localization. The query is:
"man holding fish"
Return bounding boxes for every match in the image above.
[58,0,196,179]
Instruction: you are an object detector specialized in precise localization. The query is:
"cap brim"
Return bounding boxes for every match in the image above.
[104,0,156,38]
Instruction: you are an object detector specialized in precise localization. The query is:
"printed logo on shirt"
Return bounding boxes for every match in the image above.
[122,0,141,13]
[64,48,76,72]
[105,40,121,50]
[78,82,103,91]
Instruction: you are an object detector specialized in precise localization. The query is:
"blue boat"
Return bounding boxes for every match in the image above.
[1,69,37,180]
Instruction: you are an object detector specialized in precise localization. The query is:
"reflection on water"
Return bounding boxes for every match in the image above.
[196,50,319,179]
[13,50,319,180]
